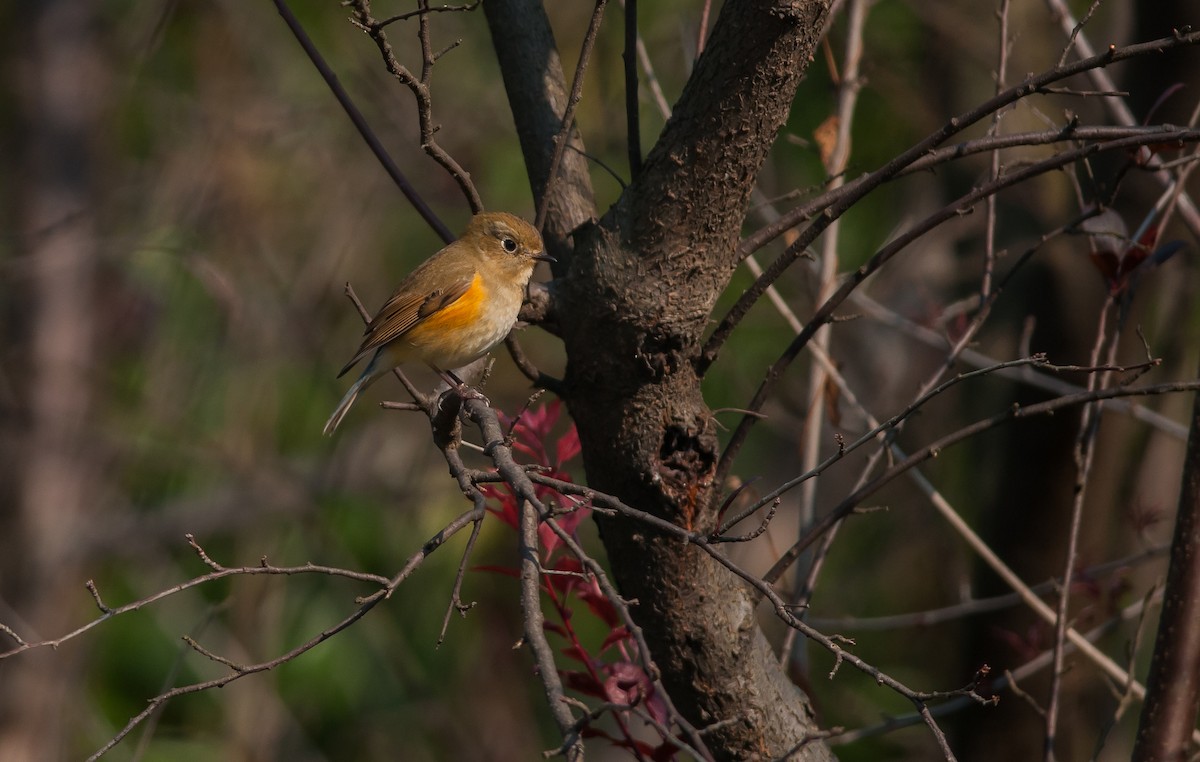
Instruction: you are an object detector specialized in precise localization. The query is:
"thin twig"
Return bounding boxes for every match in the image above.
[982,0,1012,302]
[1042,0,1200,238]
[739,124,1200,260]
[1045,297,1115,761]
[787,0,868,679]
[376,0,480,27]
[742,356,1053,523]
[347,0,483,212]
[763,378,1200,586]
[703,31,1200,378]
[712,127,1200,487]
[540,517,713,759]
[2,551,392,661]
[437,511,485,646]
[695,0,712,56]
[504,333,565,395]
[534,0,609,232]
[806,545,1167,632]
[622,0,642,179]
[525,377,1200,710]
[271,0,452,241]
[458,399,583,758]
[84,511,482,760]
[832,590,1162,746]
[848,287,1188,439]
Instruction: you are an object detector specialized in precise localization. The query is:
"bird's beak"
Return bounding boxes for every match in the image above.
[533,253,556,263]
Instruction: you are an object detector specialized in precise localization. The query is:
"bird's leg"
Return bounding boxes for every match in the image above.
[433,367,490,405]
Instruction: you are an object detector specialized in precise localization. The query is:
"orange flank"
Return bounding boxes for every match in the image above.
[407,273,487,345]
[323,211,547,435]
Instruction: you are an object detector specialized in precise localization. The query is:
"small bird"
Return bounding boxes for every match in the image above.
[323,211,549,435]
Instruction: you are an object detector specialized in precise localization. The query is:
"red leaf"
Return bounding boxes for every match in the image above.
[551,500,592,542]
[512,402,563,462]
[603,660,650,706]
[511,440,543,462]
[1082,214,1179,297]
[481,483,519,529]
[547,554,584,573]
[472,564,518,579]
[1088,249,1121,291]
[576,578,620,628]
[560,644,591,664]
[531,399,563,438]
[562,669,606,698]
[556,424,581,466]
[645,685,670,726]
[538,522,561,556]
[992,623,1048,663]
[600,626,632,653]
[580,728,669,759]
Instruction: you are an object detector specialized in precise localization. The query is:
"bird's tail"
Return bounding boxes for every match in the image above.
[323,373,371,436]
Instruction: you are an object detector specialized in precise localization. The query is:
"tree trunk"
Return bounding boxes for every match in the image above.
[0,0,103,758]
[493,0,836,756]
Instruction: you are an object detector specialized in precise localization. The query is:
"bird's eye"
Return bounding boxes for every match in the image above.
[501,237,518,253]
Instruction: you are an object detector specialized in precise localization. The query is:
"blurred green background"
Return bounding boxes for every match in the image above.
[2,0,1198,760]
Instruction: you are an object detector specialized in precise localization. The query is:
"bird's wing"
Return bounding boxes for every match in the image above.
[337,275,474,378]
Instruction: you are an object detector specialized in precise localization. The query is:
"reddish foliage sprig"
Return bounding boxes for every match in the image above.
[481,400,589,556]
[480,402,678,759]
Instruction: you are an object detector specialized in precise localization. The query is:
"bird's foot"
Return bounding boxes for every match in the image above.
[437,369,490,406]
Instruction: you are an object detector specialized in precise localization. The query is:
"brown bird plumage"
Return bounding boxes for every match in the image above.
[324,212,548,435]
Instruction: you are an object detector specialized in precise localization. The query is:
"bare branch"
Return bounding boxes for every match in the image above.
[534,0,608,232]
[702,30,1200,376]
[807,545,1167,632]
[1132,378,1200,760]
[347,0,483,212]
[713,126,1200,485]
[622,0,642,179]
[764,378,1200,586]
[376,1,481,28]
[832,590,1166,747]
[457,398,583,757]
[1042,0,1200,238]
[271,0,452,241]
[82,511,482,759]
[740,124,1200,261]
[2,547,392,662]
[1045,297,1117,760]
[484,0,598,262]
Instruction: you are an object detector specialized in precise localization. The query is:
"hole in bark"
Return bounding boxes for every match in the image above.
[658,424,716,490]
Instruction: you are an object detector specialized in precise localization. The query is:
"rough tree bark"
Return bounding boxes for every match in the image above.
[484,0,596,263]
[490,0,835,757]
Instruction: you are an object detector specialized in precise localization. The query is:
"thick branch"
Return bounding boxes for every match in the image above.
[1133,381,1200,760]
[484,0,597,264]
[627,0,830,283]
[554,1,835,758]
